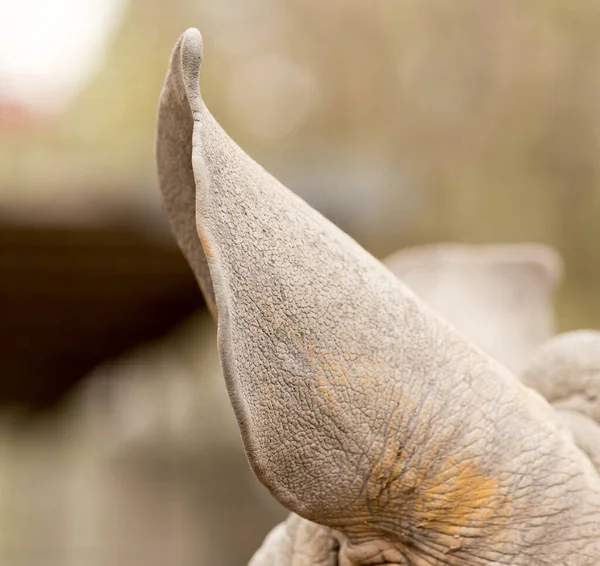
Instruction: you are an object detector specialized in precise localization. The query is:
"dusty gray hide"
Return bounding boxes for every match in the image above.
[156,28,600,566]
[384,245,600,477]
[521,331,600,472]
[384,243,561,373]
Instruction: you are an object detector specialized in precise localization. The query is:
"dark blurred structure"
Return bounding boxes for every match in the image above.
[0,215,201,410]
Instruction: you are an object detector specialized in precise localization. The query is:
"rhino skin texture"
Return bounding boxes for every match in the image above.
[156,28,600,566]
[520,331,600,474]
[384,247,600,479]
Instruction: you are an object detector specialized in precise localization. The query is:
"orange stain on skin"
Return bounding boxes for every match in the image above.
[367,434,510,529]
[284,332,511,547]
[358,451,511,552]
[198,228,213,258]
[413,459,511,536]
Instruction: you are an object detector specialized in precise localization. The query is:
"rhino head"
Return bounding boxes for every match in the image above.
[156,28,600,565]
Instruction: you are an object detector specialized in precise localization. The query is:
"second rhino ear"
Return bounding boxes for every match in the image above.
[157,29,600,564]
[384,243,562,372]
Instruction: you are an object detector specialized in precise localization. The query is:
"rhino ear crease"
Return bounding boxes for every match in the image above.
[156,28,217,318]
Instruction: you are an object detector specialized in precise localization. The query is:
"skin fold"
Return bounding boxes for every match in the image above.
[156,28,600,565]
[521,331,600,424]
[384,243,562,373]
[557,410,600,472]
[520,331,600,473]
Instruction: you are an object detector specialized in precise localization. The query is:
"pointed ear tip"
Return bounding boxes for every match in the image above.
[171,27,204,104]
[179,28,204,69]
[182,27,203,54]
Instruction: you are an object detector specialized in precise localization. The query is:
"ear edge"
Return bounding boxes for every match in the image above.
[180,28,204,115]
[155,27,217,319]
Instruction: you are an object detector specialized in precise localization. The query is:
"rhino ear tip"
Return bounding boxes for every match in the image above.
[177,27,204,106]
[182,27,203,56]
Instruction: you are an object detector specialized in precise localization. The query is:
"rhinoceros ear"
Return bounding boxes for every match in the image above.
[156,29,216,318]
[384,243,562,372]
[157,29,600,565]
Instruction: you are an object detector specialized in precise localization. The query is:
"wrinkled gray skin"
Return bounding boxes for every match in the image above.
[384,243,561,373]
[156,28,600,565]
[521,331,600,472]
[384,247,600,477]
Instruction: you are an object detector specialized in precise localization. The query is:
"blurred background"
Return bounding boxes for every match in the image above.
[1,0,600,564]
